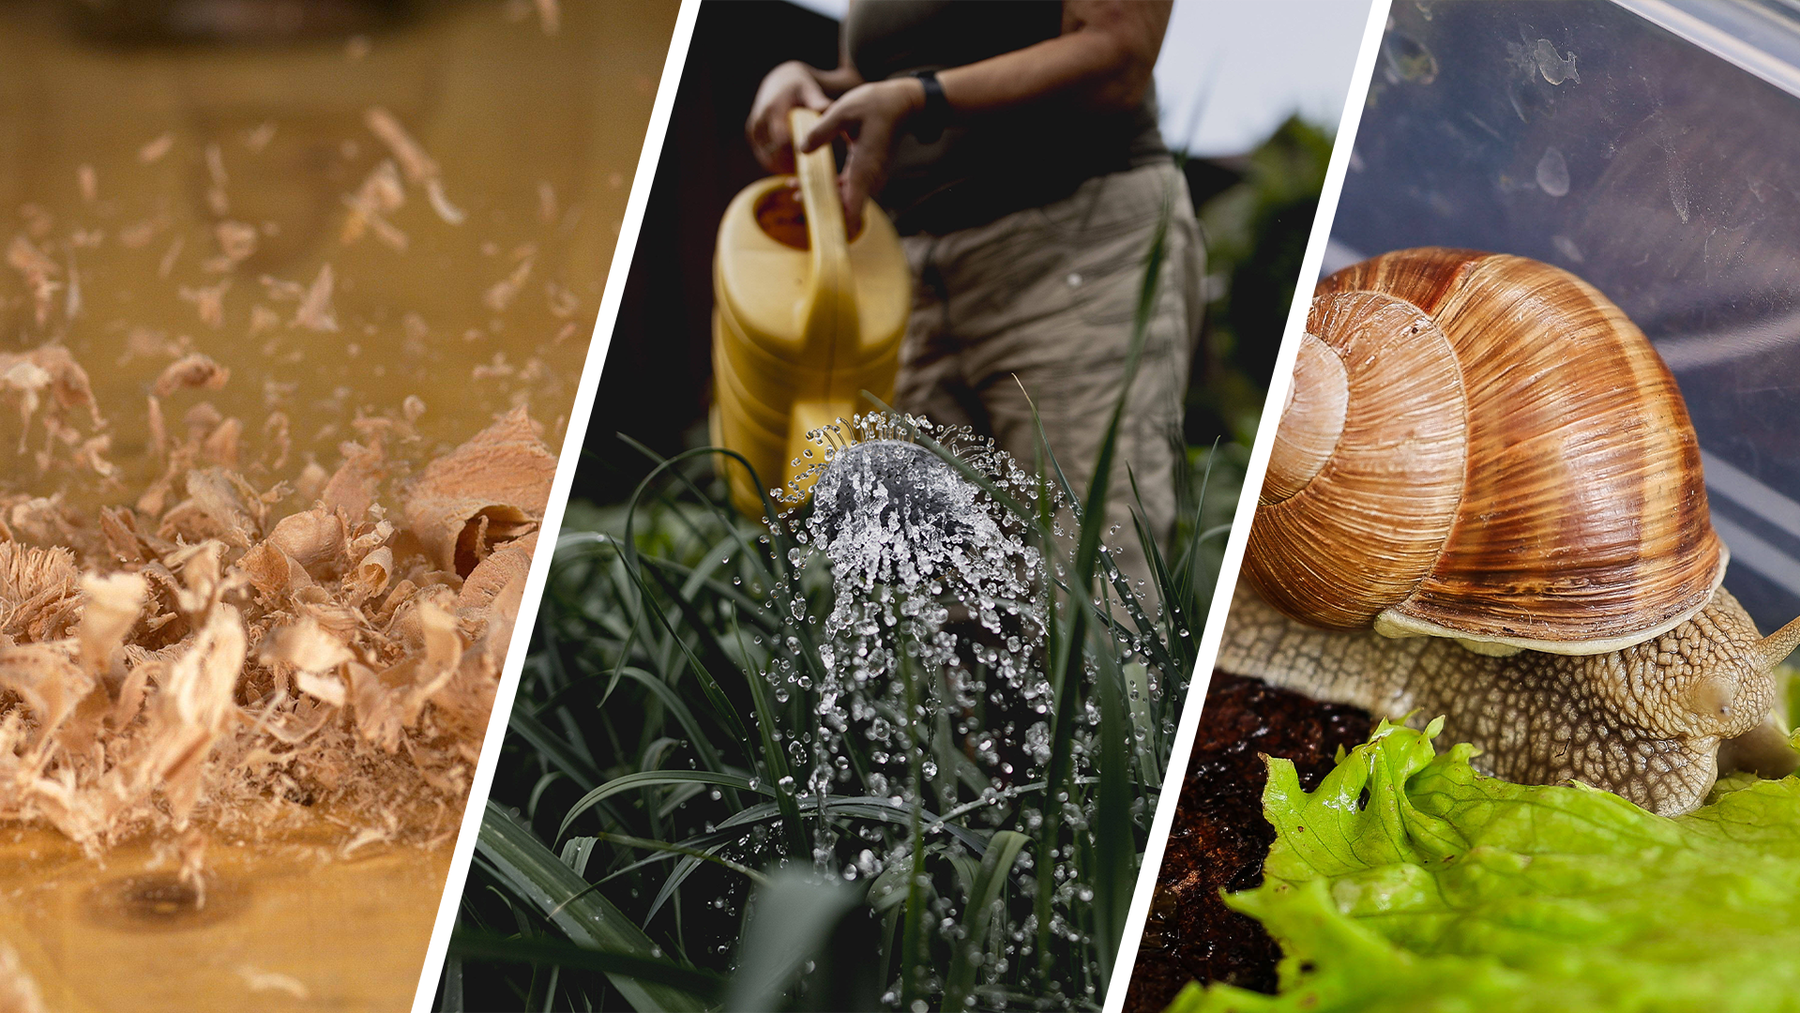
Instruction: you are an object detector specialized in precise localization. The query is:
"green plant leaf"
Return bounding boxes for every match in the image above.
[1184,720,1800,1012]
[473,801,714,1012]
[558,770,772,844]
[508,705,607,792]
[724,869,864,1012]
[448,930,725,1001]
[942,829,1030,1010]
[1089,613,1138,985]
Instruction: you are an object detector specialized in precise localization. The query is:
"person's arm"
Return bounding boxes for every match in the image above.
[745,31,866,174]
[801,1,1172,233]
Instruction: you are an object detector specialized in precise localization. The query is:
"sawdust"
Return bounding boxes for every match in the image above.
[0,349,553,856]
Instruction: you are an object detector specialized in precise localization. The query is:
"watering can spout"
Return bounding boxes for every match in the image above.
[711,107,910,518]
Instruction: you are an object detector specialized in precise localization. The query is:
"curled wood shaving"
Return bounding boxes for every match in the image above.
[425,180,466,226]
[403,407,555,576]
[237,966,309,999]
[0,350,556,853]
[364,108,438,185]
[0,347,106,473]
[154,354,230,398]
[364,107,464,226]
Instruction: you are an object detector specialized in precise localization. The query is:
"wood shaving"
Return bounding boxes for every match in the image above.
[364,108,438,186]
[138,133,175,164]
[158,235,185,279]
[341,161,409,250]
[153,352,232,401]
[7,236,61,326]
[0,942,47,1013]
[482,258,534,312]
[236,966,309,999]
[0,346,105,471]
[545,281,580,319]
[362,106,464,226]
[178,279,230,329]
[210,221,258,271]
[292,265,337,332]
[425,179,465,226]
[0,352,556,854]
[63,250,79,320]
[154,354,230,398]
[402,407,555,576]
[242,122,276,153]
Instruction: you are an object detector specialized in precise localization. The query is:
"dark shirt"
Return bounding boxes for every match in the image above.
[845,0,1169,236]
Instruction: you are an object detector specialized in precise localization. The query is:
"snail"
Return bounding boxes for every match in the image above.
[1219,247,1800,817]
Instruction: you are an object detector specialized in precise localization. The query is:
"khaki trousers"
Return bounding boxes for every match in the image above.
[896,160,1205,601]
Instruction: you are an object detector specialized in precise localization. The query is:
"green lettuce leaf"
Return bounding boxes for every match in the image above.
[1171,718,1800,1013]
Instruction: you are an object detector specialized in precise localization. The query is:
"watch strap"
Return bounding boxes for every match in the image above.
[909,70,950,143]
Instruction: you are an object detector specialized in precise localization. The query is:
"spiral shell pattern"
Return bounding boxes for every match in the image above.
[1246,248,1726,654]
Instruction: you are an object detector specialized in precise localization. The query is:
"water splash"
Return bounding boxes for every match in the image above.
[778,416,1054,802]
[750,413,1162,1004]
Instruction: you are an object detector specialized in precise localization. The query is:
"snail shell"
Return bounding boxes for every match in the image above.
[1249,247,1726,655]
[1226,248,1800,816]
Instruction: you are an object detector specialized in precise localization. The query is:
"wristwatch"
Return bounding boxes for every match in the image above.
[908,70,950,143]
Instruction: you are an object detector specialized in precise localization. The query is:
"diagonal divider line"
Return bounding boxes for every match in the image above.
[1100,1,1397,1008]
[408,3,705,1009]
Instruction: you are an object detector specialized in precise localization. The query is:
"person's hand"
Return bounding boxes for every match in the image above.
[747,61,831,173]
[801,78,925,236]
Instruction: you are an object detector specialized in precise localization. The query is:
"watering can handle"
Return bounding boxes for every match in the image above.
[789,107,858,364]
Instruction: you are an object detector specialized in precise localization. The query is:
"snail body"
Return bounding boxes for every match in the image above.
[1226,248,1800,816]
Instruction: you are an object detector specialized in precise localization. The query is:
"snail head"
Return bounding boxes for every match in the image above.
[1639,597,1800,742]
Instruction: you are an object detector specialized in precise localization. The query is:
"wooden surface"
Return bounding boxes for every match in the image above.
[0,814,451,1012]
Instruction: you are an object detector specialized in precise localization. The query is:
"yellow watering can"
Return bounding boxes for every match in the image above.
[711,108,911,518]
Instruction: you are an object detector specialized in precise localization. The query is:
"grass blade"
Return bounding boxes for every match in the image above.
[558,770,772,843]
[941,829,1029,1010]
[449,931,725,1001]
[723,870,863,1012]
[473,801,713,1012]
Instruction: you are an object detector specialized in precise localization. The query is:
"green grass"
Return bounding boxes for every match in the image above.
[440,201,1249,1013]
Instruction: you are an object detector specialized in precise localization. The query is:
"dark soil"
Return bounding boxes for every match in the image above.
[1122,672,1371,1013]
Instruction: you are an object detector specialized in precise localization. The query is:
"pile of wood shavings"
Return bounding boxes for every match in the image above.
[0,347,557,855]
